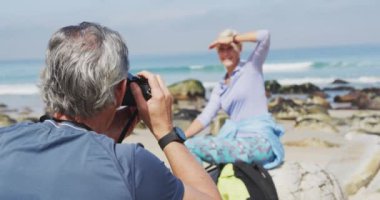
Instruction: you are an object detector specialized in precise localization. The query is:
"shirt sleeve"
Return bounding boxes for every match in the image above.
[196,85,222,126]
[133,145,184,200]
[247,30,271,74]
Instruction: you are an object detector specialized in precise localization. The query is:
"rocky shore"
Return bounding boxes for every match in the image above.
[167,79,380,200]
[1,79,379,199]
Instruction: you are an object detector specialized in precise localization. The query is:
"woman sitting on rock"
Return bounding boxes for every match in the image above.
[185,29,284,169]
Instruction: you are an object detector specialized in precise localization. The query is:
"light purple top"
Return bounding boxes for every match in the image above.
[197,30,270,126]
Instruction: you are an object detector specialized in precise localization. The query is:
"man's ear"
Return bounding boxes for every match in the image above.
[114,79,127,107]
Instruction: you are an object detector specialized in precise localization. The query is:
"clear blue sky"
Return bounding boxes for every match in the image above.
[1,0,379,60]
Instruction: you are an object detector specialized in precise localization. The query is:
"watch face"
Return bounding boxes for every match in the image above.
[174,127,186,141]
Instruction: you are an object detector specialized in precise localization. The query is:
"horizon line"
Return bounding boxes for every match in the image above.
[1,43,380,62]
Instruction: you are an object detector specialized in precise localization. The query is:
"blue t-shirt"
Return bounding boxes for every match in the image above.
[0,120,184,200]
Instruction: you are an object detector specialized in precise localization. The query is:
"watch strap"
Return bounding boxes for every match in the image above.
[158,127,185,150]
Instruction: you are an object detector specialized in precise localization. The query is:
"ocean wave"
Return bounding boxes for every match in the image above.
[263,62,313,73]
[187,62,315,73]
[131,64,222,73]
[263,60,380,73]
[157,60,375,73]
[0,84,39,95]
[352,76,380,84]
[312,60,380,68]
[130,59,380,74]
[277,76,380,85]
[189,65,205,70]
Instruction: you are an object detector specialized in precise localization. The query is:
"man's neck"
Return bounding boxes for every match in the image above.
[52,113,106,133]
[53,113,77,122]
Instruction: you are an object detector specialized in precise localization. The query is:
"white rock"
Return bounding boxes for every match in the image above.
[327,133,380,196]
[270,162,346,200]
[366,167,380,194]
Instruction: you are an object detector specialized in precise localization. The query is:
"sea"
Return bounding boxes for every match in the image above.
[1,44,380,115]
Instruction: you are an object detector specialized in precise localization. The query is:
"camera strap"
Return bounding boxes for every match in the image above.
[39,115,93,131]
[40,112,138,144]
[117,110,139,143]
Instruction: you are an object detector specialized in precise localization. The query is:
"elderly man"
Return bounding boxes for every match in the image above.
[0,22,220,200]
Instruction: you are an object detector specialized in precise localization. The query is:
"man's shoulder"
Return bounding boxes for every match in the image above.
[0,122,45,138]
[115,143,154,164]
[115,142,167,173]
[116,143,185,199]
[0,121,33,130]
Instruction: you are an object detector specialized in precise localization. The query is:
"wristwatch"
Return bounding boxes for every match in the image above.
[158,127,187,150]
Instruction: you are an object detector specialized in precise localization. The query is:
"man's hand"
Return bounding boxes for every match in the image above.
[131,71,173,140]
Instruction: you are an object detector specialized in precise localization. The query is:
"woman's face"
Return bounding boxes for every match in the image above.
[217,44,240,70]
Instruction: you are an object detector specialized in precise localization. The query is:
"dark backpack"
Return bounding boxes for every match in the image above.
[207,162,279,200]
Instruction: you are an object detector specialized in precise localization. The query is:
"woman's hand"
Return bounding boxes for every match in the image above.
[131,71,173,140]
[209,36,234,49]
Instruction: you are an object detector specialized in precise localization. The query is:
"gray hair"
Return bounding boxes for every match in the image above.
[40,22,129,118]
[218,29,238,38]
[218,29,242,52]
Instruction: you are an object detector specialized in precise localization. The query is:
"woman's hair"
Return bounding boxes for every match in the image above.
[40,22,129,118]
[218,29,242,52]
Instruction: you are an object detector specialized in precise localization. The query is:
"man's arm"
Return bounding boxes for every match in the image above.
[163,142,220,199]
[131,71,221,200]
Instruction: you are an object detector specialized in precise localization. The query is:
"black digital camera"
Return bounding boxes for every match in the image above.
[122,73,152,106]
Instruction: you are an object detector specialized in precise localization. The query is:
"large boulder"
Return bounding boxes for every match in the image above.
[323,86,355,92]
[0,103,7,109]
[270,162,346,200]
[0,114,17,127]
[361,88,380,110]
[269,97,307,120]
[334,91,369,109]
[304,104,329,115]
[334,91,359,103]
[278,83,321,94]
[168,79,206,101]
[173,97,205,111]
[265,80,282,94]
[173,108,200,121]
[362,87,380,96]
[209,112,229,135]
[332,79,349,84]
[349,112,380,135]
[305,95,331,109]
[367,96,380,110]
[0,103,17,114]
[172,108,201,130]
[334,89,380,110]
[295,114,339,133]
[18,106,33,116]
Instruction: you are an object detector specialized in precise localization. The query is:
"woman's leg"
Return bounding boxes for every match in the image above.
[185,134,274,165]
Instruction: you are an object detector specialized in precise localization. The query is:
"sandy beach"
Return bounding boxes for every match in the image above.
[124,109,380,200]
[124,78,380,199]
